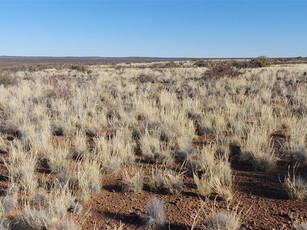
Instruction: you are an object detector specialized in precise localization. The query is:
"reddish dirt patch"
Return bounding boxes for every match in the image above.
[75,158,307,230]
[1,130,307,229]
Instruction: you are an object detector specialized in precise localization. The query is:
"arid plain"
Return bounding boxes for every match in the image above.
[0,58,306,229]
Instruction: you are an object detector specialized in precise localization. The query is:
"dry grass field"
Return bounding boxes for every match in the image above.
[0,60,306,229]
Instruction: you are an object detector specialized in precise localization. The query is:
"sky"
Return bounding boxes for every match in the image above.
[0,0,306,58]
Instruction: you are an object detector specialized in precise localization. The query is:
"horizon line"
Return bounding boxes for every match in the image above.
[1,55,306,59]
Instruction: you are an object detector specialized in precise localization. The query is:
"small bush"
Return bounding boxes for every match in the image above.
[70,64,88,73]
[231,61,251,69]
[0,74,17,87]
[250,56,273,68]
[143,198,165,229]
[193,60,210,67]
[232,57,273,69]
[203,63,240,79]
[136,73,155,83]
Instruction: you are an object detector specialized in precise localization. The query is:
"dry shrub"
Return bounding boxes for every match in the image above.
[136,73,155,83]
[0,73,17,87]
[250,56,273,68]
[193,60,210,67]
[70,64,88,73]
[232,56,273,69]
[203,63,240,79]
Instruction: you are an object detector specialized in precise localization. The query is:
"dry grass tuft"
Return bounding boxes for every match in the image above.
[149,167,184,194]
[284,167,307,200]
[143,198,165,229]
[121,167,144,193]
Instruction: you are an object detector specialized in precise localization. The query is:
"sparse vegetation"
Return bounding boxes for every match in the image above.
[0,61,305,229]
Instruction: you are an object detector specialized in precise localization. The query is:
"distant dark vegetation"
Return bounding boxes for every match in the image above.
[193,56,307,68]
[195,56,307,79]
[0,56,306,75]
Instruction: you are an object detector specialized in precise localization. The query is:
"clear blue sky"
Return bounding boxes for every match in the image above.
[0,1,306,58]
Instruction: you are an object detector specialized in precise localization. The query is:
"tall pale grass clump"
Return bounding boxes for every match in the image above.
[203,210,241,230]
[191,146,233,201]
[190,200,243,230]
[14,191,81,230]
[140,132,172,163]
[5,142,38,193]
[284,167,307,200]
[284,118,307,163]
[56,160,101,201]
[239,126,277,172]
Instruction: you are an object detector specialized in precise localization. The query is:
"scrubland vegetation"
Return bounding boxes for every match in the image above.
[0,59,306,229]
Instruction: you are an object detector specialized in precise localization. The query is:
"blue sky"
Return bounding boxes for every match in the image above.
[0,1,306,58]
